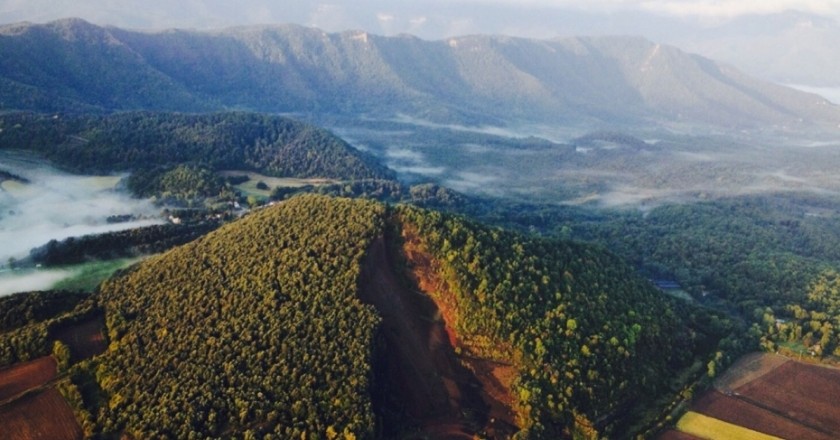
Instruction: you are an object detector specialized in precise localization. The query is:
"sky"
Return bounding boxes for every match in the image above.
[1,0,839,37]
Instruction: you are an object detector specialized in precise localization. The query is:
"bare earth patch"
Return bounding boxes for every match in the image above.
[713,352,789,392]
[0,388,82,440]
[0,356,57,402]
[359,233,518,439]
[671,353,840,439]
[52,315,106,362]
[734,359,840,435]
[692,390,834,440]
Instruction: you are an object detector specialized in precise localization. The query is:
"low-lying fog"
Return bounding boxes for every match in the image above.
[0,151,162,296]
[336,120,840,208]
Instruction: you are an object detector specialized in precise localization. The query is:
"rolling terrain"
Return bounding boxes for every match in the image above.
[0,195,727,438]
[0,18,838,130]
[4,14,840,440]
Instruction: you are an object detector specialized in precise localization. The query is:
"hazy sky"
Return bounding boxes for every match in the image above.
[1,0,839,37]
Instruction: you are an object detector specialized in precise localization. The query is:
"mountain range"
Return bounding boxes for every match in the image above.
[1,18,838,130]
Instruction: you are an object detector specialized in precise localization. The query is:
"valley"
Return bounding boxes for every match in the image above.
[331,117,840,207]
[1,14,840,440]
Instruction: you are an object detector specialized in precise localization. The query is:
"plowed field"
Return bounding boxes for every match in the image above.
[666,353,840,440]
[0,388,81,440]
[0,356,56,402]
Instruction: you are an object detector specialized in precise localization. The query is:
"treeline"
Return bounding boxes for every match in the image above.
[270,179,469,211]
[0,290,89,334]
[0,168,29,183]
[29,221,221,266]
[0,111,393,180]
[90,195,385,438]
[0,290,96,367]
[761,270,840,357]
[394,205,725,438]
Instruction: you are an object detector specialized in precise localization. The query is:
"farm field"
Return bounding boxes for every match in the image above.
[0,388,82,440]
[666,353,840,439]
[0,356,56,402]
[691,391,834,440]
[52,316,107,363]
[219,170,338,197]
[52,257,142,292]
[676,411,781,440]
[0,317,105,440]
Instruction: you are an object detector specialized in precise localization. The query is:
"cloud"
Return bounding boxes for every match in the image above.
[2,0,839,33]
[448,0,840,19]
[638,0,840,19]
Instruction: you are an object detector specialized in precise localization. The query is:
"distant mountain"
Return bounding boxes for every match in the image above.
[1,18,838,130]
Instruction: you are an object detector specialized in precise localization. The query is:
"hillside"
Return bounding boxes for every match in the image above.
[0,112,393,180]
[0,195,720,438]
[1,19,838,129]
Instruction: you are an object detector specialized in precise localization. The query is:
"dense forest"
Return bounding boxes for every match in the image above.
[460,192,840,366]
[90,195,385,438]
[0,195,737,438]
[0,112,393,181]
[28,221,221,266]
[394,205,736,438]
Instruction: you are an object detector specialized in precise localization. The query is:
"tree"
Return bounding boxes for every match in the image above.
[246,195,260,208]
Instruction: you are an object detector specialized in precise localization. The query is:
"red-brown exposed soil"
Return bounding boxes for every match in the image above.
[401,226,519,433]
[52,315,106,362]
[0,356,57,402]
[692,390,835,440]
[676,353,840,440]
[713,352,789,392]
[733,359,840,436]
[359,234,518,439]
[0,388,82,440]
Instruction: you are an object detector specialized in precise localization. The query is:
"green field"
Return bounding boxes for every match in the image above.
[220,170,338,197]
[52,258,144,292]
[76,175,122,190]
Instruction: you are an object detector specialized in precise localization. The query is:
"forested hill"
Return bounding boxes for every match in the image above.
[1,18,838,129]
[62,195,724,438]
[0,111,393,179]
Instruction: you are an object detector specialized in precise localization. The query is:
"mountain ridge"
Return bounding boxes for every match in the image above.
[1,18,838,130]
[78,194,710,438]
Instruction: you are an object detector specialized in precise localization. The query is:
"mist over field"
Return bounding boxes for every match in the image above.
[0,268,74,296]
[0,150,162,270]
